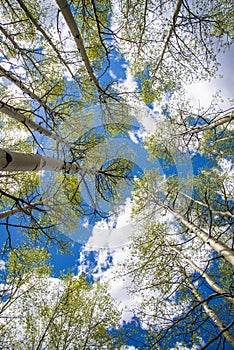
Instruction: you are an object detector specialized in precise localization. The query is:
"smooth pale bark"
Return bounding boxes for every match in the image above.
[0,201,43,220]
[165,206,234,267]
[185,277,234,348]
[0,65,57,117]
[181,192,234,219]
[15,0,79,84]
[182,110,234,135]
[0,101,71,149]
[152,0,183,77]
[171,246,233,304]
[0,149,97,175]
[55,0,106,101]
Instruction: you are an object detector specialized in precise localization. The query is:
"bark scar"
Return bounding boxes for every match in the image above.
[3,151,13,169]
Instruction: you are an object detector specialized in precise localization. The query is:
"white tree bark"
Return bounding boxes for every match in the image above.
[0,101,71,149]
[15,0,79,83]
[0,149,96,175]
[0,201,43,220]
[0,65,57,118]
[185,277,234,348]
[183,110,234,135]
[171,246,233,304]
[55,0,106,101]
[152,0,183,77]
[181,192,234,219]
[165,206,234,267]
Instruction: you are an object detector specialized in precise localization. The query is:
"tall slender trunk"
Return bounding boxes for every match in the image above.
[182,110,234,135]
[0,201,43,220]
[15,0,80,84]
[0,148,96,175]
[0,101,71,149]
[181,192,234,219]
[0,65,58,118]
[185,276,234,348]
[165,206,234,267]
[152,0,183,77]
[55,0,107,101]
[171,246,233,304]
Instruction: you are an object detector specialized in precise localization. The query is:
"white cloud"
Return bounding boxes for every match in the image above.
[135,106,160,136]
[218,158,233,173]
[128,131,139,144]
[0,260,6,271]
[79,201,141,323]
[94,246,139,323]
[185,46,234,109]
[109,70,117,79]
[85,198,134,250]
[79,203,214,329]
[170,338,204,350]
[82,220,89,229]
[118,71,138,94]
[96,242,189,328]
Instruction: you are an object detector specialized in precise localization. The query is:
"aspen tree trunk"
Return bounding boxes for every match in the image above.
[15,0,78,83]
[152,0,182,77]
[0,102,71,149]
[183,110,234,135]
[0,201,43,220]
[55,0,106,101]
[185,276,234,348]
[165,206,234,267]
[0,149,96,175]
[180,192,234,219]
[171,246,233,304]
[0,65,57,117]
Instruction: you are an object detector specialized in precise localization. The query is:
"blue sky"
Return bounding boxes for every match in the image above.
[1,46,233,350]
[75,46,233,349]
[37,45,234,348]
[0,4,233,347]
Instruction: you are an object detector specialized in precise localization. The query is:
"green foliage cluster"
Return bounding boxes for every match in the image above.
[0,0,233,348]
